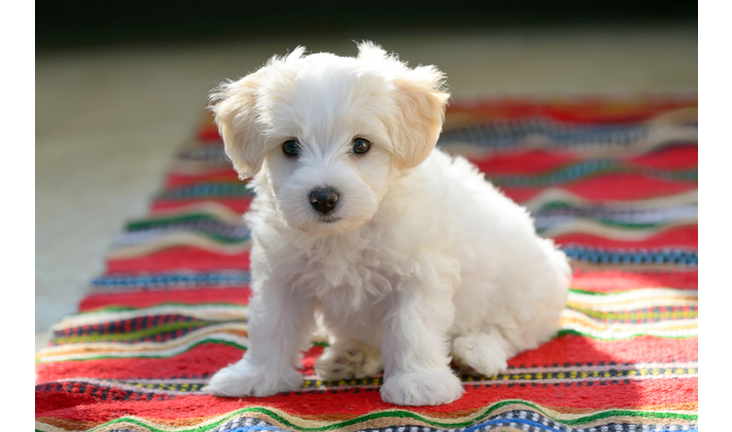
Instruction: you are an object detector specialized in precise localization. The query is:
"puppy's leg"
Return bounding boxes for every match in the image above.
[316,340,383,381]
[204,278,314,397]
[380,280,464,406]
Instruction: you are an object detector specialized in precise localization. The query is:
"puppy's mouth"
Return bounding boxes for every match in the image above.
[318,216,343,224]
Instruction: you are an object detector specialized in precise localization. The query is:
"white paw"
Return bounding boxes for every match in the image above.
[452,335,509,377]
[380,368,464,406]
[203,359,303,397]
[315,341,383,381]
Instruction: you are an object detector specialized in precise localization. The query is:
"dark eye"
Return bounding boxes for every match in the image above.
[282,140,300,157]
[352,138,371,154]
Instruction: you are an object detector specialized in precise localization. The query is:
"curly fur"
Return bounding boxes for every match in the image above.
[203,41,570,406]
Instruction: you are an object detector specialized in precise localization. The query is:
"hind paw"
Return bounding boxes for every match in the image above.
[315,340,383,381]
[452,334,509,377]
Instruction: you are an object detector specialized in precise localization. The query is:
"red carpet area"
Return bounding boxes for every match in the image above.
[36,96,698,432]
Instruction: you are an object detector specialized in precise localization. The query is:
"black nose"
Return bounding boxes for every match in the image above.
[309,188,339,215]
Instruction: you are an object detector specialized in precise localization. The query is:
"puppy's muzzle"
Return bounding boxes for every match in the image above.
[309,188,339,215]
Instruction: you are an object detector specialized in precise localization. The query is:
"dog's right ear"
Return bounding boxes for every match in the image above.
[209,72,267,179]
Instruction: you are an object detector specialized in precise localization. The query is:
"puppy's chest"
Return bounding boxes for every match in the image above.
[295,237,402,305]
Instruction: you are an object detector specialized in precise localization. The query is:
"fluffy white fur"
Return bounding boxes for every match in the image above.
[203,42,571,406]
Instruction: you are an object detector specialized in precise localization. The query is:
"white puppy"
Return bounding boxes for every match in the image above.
[203,42,570,406]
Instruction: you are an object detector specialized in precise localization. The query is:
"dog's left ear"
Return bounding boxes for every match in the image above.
[388,65,450,171]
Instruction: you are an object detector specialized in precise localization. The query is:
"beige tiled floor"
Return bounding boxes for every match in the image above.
[35,25,697,351]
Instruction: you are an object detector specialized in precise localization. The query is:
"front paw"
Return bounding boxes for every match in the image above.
[380,368,464,406]
[203,359,303,397]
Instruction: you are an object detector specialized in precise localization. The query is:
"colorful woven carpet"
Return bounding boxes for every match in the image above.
[35,96,699,432]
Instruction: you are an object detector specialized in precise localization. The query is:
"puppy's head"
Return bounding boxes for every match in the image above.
[210,41,449,236]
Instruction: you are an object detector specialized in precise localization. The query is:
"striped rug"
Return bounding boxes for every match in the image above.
[35,96,698,432]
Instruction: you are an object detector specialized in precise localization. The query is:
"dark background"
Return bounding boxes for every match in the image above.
[36,0,696,51]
